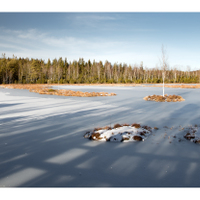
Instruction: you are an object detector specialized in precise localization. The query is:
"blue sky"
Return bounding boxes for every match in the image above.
[0,12,200,70]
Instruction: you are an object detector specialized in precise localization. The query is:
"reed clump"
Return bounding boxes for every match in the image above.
[1,84,117,97]
[143,94,185,102]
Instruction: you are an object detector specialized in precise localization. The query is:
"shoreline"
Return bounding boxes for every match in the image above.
[1,83,200,89]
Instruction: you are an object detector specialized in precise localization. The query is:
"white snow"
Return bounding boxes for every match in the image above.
[85,125,152,142]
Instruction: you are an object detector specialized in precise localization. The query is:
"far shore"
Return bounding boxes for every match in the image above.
[1,83,200,89]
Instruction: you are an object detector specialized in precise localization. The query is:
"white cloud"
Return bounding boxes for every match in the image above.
[1,27,198,70]
[0,27,126,53]
[17,29,47,39]
[0,27,161,67]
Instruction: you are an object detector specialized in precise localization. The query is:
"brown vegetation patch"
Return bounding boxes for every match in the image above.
[102,126,112,130]
[144,84,200,89]
[194,139,200,144]
[122,137,130,141]
[113,123,122,128]
[94,127,103,131]
[143,94,185,102]
[84,122,152,143]
[133,135,143,141]
[122,123,130,126]
[62,83,139,87]
[48,89,56,92]
[142,125,152,132]
[91,132,103,140]
[165,84,200,89]
[140,131,146,136]
[184,133,195,140]
[131,123,141,128]
[84,131,92,139]
[1,84,116,97]
[183,125,200,144]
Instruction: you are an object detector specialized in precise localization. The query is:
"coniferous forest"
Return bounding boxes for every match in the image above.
[0,54,200,84]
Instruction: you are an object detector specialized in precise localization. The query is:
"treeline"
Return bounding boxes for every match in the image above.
[0,55,200,84]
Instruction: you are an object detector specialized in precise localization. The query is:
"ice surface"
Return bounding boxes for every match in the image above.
[1,85,200,187]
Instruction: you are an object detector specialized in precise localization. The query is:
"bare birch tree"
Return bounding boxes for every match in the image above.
[160,45,168,97]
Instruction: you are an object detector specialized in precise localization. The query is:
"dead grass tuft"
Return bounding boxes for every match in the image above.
[131,123,141,128]
[145,84,200,89]
[84,131,91,139]
[133,135,143,141]
[184,132,195,140]
[84,122,153,143]
[194,139,200,144]
[91,132,103,140]
[143,96,149,101]
[142,125,152,131]
[140,131,146,136]
[113,123,122,128]
[1,84,117,97]
[143,94,185,102]
[122,123,130,126]
[102,126,112,130]
[94,127,103,131]
[122,137,130,141]
[48,89,56,92]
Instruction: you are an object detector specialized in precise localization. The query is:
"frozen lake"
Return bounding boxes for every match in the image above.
[0,85,200,187]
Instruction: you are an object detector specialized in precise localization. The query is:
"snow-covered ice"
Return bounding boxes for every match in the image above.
[1,85,200,187]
